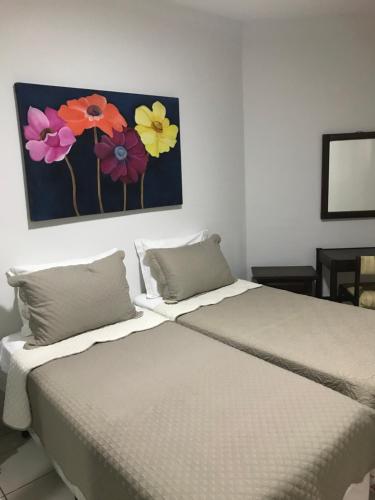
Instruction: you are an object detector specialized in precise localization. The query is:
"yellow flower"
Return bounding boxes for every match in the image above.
[135,101,179,158]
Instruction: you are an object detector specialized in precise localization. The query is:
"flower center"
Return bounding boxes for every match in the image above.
[114,146,128,161]
[39,127,53,140]
[87,105,102,117]
[152,121,163,133]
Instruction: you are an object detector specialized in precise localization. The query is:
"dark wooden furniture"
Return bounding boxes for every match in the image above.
[338,256,362,306]
[251,266,317,296]
[316,247,375,301]
[321,131,375,220]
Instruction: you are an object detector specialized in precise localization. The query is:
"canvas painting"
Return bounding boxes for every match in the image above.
[15,82,182,221]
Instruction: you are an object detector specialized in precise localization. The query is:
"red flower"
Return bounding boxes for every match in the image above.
[94,128,148,183]
[58,94,127,137]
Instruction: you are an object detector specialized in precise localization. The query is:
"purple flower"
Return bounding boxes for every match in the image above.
[94,128,148,184]
[24,107,76,163]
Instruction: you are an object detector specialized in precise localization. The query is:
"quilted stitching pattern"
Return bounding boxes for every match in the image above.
[3,309,166,429]
[179,286,375,408]
[28,322,375,500]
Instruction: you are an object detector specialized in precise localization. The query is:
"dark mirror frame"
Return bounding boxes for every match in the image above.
[321,131,375,220]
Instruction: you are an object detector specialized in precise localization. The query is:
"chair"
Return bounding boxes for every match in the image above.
[339,256,375,308]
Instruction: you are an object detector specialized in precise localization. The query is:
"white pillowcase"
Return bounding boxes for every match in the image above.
[7,248,119,337]
[134,230,208,299]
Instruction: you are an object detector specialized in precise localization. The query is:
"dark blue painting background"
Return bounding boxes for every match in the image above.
[15,82,182,221]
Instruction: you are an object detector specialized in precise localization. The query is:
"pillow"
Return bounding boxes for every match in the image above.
[134,230,208,299]
[7,251,137,346]
[7,248,119,337]
[146,234,234,303]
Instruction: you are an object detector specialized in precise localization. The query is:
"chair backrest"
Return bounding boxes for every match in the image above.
[353,256,375,306]
[360,256,375,275]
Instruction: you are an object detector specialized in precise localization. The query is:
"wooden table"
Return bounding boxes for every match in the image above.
[251,266,318,296]
[316,247,375,301]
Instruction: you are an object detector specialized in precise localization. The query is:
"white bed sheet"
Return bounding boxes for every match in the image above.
[133,280,262,315]
[133,294,163,310]
[134,280,262,321]
[0,333,26,374]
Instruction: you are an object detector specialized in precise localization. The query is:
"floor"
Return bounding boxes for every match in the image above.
[0,392,74,500]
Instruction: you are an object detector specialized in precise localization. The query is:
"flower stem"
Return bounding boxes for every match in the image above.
[65,156,80,217]
[94,127,104,213]
[123,183,127,211]
[140,173,145,209]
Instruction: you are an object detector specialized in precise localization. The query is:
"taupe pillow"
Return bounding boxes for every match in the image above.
[146,234,234,303]
[7,251,137,346]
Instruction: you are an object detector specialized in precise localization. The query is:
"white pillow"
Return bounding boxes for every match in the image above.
[7,248,119,337]
[134,230,208,299]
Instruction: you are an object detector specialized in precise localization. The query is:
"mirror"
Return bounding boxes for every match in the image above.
[321,132,375,219]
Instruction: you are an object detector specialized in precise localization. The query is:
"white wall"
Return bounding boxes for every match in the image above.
[0,0,246,337]
[3,3,375,338]
[242,15,375,274]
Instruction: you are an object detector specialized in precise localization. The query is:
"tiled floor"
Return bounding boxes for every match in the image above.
[0,392,74,500]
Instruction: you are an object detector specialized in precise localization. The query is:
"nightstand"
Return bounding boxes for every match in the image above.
[251,266,318,296]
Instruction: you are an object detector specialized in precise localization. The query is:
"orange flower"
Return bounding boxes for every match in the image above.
[58,94,127,137]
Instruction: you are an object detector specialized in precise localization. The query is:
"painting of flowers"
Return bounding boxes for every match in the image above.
[15,82,182,221]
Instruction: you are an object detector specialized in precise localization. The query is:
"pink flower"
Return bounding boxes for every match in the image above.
[24,107,76,164]
[94,128,148,184]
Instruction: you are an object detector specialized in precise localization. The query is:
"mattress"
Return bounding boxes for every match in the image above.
[25,320,375,500]
[175,285,375,408]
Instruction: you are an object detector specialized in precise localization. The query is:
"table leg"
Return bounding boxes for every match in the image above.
[315,248,323,298]
[329,262,338,301]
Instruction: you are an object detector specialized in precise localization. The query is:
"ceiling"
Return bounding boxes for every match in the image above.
[170,0,375,20]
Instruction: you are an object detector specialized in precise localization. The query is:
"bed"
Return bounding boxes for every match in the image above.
[4,245,375,500]
[3,312,375,500]
[135,280,375,409]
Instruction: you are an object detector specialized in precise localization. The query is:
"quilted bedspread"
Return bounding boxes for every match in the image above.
[3,309,167,429]
[177,286,375,408]
[28,321,375,500]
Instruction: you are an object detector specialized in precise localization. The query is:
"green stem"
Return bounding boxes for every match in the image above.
[94,127,104,213]
[65,156,80,216]
[140,173,145,209]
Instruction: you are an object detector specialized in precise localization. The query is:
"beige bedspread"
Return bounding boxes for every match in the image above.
[178,286,375,408]
[28,321,375,500]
